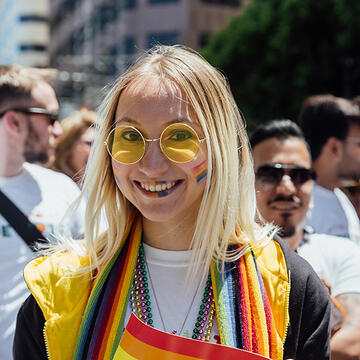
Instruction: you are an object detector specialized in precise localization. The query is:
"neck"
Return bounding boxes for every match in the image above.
[0,151,24,178]
[142,209,198,251]
[283,229,304,251]
[312,160,338,190]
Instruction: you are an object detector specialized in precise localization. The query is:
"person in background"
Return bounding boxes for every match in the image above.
[251,119,360,360]
[14,46,329,360]
[298,94,360,244]
[341,180,360,220]
[0,65,85,359]
[52,107,96,186]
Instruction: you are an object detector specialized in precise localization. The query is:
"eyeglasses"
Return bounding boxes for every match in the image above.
[105,123,206,164]
[0,107,59,125]
[255,164,317,190]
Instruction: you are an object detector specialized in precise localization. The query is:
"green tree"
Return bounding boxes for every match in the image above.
[202,0,360,128]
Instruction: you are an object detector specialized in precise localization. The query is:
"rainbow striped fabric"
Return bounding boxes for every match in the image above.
[73,214,283,359]
[211,250,283,360]
[114,313,270,359]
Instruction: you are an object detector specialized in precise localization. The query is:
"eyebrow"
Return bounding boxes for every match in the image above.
[115,116,196,127]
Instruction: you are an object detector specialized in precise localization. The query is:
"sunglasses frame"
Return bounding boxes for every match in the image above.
[0,107,59,125]
[255,163,317,189]
[105,122,206,164]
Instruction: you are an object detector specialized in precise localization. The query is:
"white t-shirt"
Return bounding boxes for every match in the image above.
[297,233,360,297]
[125,243,220,343]
[0,163,85,359]
[305,184,360,244]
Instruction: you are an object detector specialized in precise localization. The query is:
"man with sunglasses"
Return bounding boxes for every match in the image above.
[299,95,360,244]
[0,65,85,358]
[250,119,360,360]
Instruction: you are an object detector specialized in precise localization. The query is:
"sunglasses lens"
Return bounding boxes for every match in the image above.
[256,166,282,189]
[106,127,145,164]
[290,169,313,186]
[160,123,199,163]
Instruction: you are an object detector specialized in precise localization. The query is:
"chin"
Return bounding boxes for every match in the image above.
[139,208,181,223]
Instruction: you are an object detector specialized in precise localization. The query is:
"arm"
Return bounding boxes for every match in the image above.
[13,295,47,360]
[331,293,360,360]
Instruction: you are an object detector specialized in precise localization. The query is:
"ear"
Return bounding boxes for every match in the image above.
[2,111,24,135]
[324,137,343,161]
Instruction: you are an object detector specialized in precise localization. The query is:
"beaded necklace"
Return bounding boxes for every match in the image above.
[130,243,216,341]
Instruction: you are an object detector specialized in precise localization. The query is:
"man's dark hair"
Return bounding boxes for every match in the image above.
[249,119,306,149]
[298,94,360,161]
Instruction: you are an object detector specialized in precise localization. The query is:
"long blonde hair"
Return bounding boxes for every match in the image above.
[58,45,274,279]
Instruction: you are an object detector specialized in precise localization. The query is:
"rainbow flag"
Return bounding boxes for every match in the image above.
[115,313,270,359]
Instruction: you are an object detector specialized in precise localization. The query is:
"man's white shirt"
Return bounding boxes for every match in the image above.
[0,163,85,359]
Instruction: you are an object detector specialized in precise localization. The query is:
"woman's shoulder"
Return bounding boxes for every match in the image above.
[24,252,92,320]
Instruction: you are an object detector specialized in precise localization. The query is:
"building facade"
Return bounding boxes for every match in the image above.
[0,0,50,67]
[50,0,246,109]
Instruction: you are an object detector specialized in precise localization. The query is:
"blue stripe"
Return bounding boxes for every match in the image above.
[221,263,238,348]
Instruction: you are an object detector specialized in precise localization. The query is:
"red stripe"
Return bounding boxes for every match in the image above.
[239,257,251,350]
[125,314,269,359]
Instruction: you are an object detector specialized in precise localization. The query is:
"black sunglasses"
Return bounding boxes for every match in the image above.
[256,163,317,189]
[0,107,59,125]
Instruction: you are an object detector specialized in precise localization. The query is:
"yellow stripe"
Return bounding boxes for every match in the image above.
[115,329,199,360]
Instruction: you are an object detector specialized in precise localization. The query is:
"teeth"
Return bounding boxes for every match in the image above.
[139,181,176,192]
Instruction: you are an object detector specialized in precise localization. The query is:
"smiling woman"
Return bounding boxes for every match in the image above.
[14,46,331,360]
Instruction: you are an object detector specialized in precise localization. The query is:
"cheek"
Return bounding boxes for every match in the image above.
[112,161,124,188]
[191,160,207,185]
[255,189,270,210]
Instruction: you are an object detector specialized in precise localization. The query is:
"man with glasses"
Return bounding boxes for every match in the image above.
[250,119,360,359]
[298,95,360,244]
[0,65,85,358]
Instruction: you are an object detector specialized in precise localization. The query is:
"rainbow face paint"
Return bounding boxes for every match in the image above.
[191,160,207,184]
[113,170,121,187]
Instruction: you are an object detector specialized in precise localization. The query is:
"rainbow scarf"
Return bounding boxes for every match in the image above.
[73,215,283,360]
[211,250,283,360]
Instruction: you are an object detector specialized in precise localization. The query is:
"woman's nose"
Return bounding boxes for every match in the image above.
[138,140,170,176]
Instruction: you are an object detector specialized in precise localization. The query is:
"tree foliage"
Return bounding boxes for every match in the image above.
[201,0,360,128]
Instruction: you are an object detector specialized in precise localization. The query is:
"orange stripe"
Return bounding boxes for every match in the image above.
[245,254,267,355]
[116,329,199,360]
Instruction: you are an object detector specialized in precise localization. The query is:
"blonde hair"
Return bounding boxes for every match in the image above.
[53,108,96,183]
[56,45,275,280]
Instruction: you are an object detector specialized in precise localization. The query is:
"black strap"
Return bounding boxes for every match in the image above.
[0,189,47,251]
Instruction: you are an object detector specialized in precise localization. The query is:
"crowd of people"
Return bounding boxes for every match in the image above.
[0,45,359,360]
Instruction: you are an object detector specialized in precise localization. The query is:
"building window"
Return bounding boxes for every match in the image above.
[19,44,47,52]
[19,15,48,22]
[200,0,240,6]
[147,32,179,48]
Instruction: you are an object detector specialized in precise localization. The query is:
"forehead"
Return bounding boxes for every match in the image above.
[253,137,311,169]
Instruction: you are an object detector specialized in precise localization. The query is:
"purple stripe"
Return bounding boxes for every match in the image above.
[253,252,265,306]
[86,255,121,359]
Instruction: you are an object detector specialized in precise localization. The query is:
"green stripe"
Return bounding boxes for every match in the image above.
[211,261,230,345]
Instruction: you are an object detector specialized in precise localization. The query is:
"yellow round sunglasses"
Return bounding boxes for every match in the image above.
[105,123,206,164]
